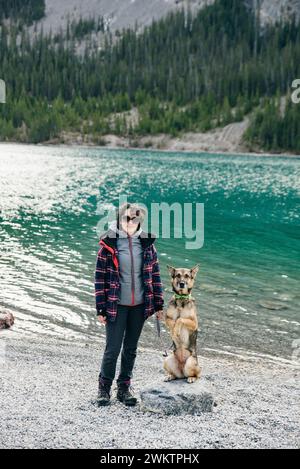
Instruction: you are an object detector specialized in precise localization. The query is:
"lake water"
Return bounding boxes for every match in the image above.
[0,144,299,363]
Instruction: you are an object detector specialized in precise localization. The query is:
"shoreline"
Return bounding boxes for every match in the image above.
[1,139,299,159]
[1,301,299,369]
[0,331,299,449]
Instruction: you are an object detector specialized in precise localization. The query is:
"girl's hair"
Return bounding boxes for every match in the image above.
[116,203,147,231]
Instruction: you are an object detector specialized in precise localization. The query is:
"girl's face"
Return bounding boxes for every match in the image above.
[120,209,141,236]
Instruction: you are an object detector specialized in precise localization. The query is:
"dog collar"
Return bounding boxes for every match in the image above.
[174,293,191,300]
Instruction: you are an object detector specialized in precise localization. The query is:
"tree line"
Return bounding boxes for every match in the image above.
[0,0,299,151]
[0,0,45,25]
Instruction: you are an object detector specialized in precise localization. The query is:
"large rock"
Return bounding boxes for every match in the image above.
[140,379,215,415]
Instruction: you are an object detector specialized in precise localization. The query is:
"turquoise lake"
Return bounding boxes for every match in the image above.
[0,144,299,363]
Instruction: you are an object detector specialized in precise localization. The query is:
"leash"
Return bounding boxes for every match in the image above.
[156,316,168,357]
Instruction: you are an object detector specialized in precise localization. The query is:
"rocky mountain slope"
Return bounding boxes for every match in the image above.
[35,0,210,34]
[259,0,300,24]
[36,0,300,35]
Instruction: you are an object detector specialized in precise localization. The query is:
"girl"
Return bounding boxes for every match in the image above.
[95,203,164,406]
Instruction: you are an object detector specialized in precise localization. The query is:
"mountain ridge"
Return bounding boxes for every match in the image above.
[1,0,299,152]
[36,0,300,35]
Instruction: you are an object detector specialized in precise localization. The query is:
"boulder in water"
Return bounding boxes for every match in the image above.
[259,300,288,311]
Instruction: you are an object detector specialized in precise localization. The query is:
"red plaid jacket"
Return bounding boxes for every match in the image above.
[95,229,164,321]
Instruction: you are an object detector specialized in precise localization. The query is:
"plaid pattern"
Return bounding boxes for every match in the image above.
[95,239,164,321]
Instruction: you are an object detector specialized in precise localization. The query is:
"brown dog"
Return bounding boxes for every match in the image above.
[163,265,201,383]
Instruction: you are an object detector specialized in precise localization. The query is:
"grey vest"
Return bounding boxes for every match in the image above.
[117,236,145,306]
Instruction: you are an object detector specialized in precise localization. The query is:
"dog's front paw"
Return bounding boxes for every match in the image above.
[187,377,197,384]
[164,374,176,382]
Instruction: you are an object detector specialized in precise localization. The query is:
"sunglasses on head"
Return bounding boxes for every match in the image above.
[121,215,141,224]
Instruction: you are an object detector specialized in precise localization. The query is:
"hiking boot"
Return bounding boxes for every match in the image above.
[97,382,111,407]
[117,384,137,407]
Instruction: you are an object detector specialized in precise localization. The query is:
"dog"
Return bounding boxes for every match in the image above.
[163,265,201,383]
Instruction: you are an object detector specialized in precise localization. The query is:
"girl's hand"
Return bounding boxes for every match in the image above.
[98,315,107,325]
[156,310,164,321]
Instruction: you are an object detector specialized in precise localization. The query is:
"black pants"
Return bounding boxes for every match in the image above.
[99,303,145,387]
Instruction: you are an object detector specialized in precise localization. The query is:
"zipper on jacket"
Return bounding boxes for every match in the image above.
[128,235,135,305]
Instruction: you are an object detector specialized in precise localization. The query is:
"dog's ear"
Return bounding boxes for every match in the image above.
[190,264,199,279]
[167,265,176,277]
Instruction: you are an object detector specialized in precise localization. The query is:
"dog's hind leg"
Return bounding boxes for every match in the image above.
[183,356,201,383]
[163,354,184,381]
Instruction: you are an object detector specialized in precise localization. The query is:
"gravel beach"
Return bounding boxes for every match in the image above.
[0,331,299,449]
